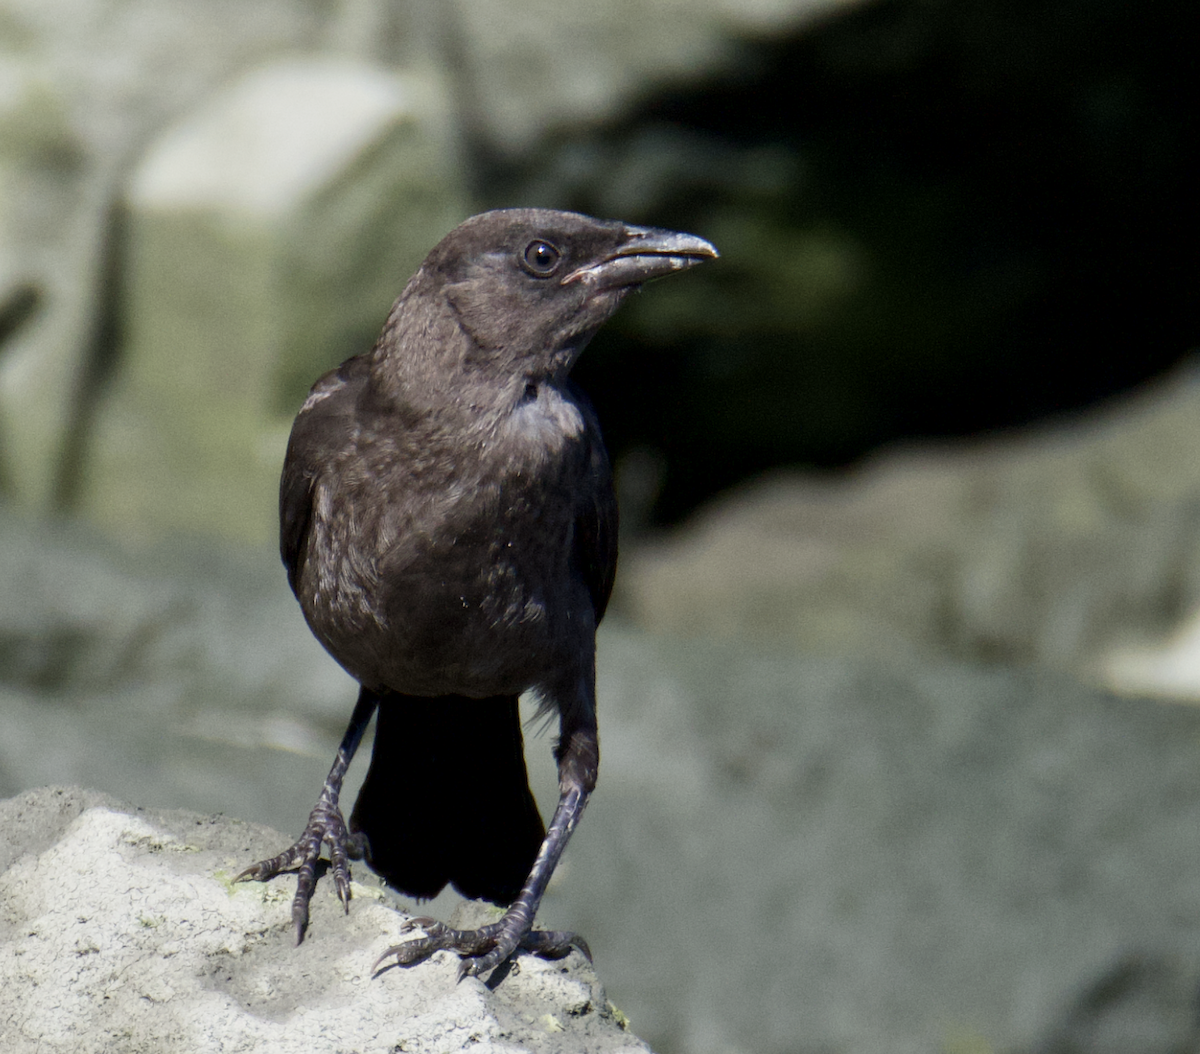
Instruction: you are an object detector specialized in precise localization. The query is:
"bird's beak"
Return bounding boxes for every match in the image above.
[563,226,719,289]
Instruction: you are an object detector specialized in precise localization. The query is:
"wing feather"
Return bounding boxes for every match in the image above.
[569,386,619,624]
[279,355,370,595]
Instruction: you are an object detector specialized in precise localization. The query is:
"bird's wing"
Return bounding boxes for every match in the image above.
[578,470,619,625]
[571,390,619,625]
[279,355,370,596]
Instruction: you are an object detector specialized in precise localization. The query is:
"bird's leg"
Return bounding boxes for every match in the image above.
[378,707,599,979]
[236,686,378,943]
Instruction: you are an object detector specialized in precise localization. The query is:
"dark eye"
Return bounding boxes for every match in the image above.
[522,239,561,275]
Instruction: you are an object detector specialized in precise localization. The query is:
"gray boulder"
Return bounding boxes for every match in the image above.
[617,364,1200,684]
[0,0,846,530]
[581,632,1200,1054]
[79,56,465,543]
[5,511,1200,1054]
[0,785,648,1054]
[0,0,334,511]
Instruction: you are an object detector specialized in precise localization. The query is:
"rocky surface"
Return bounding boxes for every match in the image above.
[582,631,1200,1054]
[5,509,1200,1053]
[617,363,1200,692]
[77,56,465,543]
[0,0,845,526]
[5,4,1199,1051]
[0,0,329,509]
[0,786,645,1054]
[3,0,1196,542]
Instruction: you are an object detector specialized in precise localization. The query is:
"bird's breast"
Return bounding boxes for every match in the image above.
[298,419,594,697]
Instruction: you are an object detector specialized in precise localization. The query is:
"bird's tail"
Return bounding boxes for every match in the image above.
[349,692,546,905]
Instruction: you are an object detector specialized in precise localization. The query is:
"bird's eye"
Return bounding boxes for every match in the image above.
[522,239,561,275]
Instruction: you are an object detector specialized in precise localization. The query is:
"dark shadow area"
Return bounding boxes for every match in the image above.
[484,0,1200,524]
[50,198,127,512]
[0,283,42,350]
[0,281,44,498]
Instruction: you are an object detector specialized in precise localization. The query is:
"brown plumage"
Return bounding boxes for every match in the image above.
[237,208,717,977]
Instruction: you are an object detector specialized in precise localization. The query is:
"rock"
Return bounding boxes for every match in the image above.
[578,632,1200,1054]
[511,2,1200,526]
[1103,611,1200,702]
[0,0,847,531]
[434,0,843,155]
[1030,954,1200,1054]
[6,510,1200,1053]
[79,56,465,543]
[0,508,349,816]
[617,364,1200,686]
[0,786,649,1054]
[0,0,331,512]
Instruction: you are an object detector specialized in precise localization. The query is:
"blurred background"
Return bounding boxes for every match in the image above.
[4,0,1200,1051]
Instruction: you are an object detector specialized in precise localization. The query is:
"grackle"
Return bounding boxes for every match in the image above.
[237,208,717,977]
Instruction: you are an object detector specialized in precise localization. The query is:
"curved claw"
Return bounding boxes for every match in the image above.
[374,917,589,979]
[235,796,364,944]
[457,922,521,978]
[235,850,301,885]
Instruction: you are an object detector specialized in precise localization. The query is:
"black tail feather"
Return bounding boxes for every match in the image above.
[349,693,546,905]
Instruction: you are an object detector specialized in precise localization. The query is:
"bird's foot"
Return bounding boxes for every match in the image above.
[376,915,591,980]
[235,787,365,944]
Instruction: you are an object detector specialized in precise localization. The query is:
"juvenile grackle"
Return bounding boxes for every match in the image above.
[237,208,717,977]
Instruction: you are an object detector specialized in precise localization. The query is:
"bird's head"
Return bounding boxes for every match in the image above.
[394,208,717,389]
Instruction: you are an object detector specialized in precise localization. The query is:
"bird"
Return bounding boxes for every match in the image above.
[236,207,718,977]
